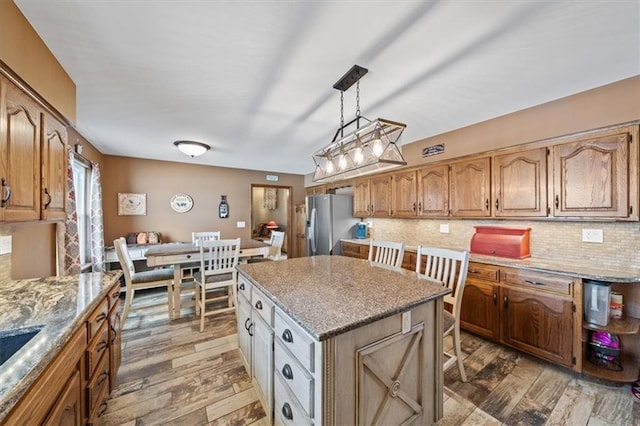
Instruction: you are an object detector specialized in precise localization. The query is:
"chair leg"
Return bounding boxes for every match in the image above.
[121,287,135,329]
[194,282,201,315]
[167,281,174,319]
[453,325,467,382]
[199,284,206,333]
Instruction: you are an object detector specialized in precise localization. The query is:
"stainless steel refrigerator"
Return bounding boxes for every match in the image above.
[306,194,355,256]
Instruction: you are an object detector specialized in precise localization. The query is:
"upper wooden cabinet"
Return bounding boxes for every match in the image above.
[305,185,325,196]
[0,79,42,222]
[552,129,633,219]
[41,114,67,221]
[493,147,548,217]
[391,170,418,218]
[0,75,67,223]
[390,164,449,218]
[353,175,392,217]
[450,157,491,217]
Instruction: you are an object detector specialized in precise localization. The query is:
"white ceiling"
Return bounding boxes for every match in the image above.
[14,1,640,176]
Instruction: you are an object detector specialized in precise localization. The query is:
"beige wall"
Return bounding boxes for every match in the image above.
[0,0,76,123]
[101,156,305,254]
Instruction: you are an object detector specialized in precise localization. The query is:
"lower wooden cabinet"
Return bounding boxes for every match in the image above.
[460,279,500,341]
[42,368,83,425]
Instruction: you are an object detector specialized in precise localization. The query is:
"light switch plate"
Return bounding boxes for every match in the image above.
[439,224,450,234]
[236,221,246,228]
[0,235,12,255]
[582,229,603,243]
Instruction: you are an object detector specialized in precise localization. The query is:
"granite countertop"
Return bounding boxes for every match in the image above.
[0,271,122,422]
[237,255,450,341]
[340,238,640,283]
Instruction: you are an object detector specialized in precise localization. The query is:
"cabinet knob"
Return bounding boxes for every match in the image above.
[255,300,263,310]
[503,295,508,308]
[555,195,559,209]
[1,178,11,208]
[239,283,245,291]
[493,293,497,305]
[495,199,499,210]
[485,199,489,210]
[282,363,293,380]
[282,329,294,343]
[282,403,293,420]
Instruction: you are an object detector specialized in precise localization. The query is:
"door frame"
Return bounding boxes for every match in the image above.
[250,184,292,256]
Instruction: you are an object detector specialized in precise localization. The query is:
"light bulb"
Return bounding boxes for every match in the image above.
[353,146,363,164]
[371,129,383,157]
[338,153,348,170]
[326,159,335,174]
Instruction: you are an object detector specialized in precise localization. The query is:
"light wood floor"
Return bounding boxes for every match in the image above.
[103,288,639,425]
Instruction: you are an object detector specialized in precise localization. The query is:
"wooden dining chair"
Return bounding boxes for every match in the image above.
[113,237,174,327]
[416,246,470,382]
[368,239,405,269]
[192,231,221,244]
[193,238,240,332]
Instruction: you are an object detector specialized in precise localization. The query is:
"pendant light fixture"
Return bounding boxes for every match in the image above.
[312,65,407,182]
[174,140,211,157]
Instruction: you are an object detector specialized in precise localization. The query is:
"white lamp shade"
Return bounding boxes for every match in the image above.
[174,140,210,157]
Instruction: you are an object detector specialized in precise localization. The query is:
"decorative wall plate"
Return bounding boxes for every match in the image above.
[170,193,193,213]
[118,193,147,216]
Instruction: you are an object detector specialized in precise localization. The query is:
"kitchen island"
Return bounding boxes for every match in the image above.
[236,255,450,425]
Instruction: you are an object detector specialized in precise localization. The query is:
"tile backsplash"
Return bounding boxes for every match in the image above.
[370,219,640,270]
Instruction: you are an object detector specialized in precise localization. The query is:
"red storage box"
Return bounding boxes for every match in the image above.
[470,226,531,259]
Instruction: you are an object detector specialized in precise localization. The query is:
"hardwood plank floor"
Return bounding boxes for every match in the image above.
[103,288,639,425]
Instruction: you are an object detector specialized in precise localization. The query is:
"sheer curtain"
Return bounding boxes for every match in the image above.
[90,164,105,271]
[64,148,81,274]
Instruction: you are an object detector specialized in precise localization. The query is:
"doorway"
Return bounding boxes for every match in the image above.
[251,184,292,257]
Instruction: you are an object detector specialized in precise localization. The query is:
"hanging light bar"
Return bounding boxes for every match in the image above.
[312,65,407,182]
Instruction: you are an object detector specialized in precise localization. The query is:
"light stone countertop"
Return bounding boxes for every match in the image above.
[0,271,122,422]
[237,255,450,341]
[340,238,640,283]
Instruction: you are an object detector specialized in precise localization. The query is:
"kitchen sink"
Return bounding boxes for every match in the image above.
[0,325,44,367]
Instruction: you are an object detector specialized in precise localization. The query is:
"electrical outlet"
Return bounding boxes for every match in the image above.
[0,235,11,255]
[402,311,411,334]
[582,229,603,243]
[439,224,449,234]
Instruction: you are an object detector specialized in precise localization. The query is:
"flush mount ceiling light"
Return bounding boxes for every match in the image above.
[174,140,210,157]
[312,65,407,182]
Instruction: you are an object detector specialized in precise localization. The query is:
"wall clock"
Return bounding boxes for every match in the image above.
[118,193,147,216]
[170,193,193,213]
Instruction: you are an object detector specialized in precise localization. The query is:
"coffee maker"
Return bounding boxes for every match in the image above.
[355,221,368,239]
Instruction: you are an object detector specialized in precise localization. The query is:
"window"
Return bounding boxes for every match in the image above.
[72,156,92,270]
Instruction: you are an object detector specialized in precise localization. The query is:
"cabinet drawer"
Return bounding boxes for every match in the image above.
[274,310,315,372]
[274,373,313,426]
[108,283,121,310]
[467,262,500,282]
[87,348,110,418]
[502,269,574,295]
[86,321,109,377]
[87,298,109,341]
[252,286,274,326]
[274,339,314,417]
[237,275,252,301]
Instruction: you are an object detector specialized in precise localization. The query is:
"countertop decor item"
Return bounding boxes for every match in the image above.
[312,64,406,183]
[170,193,193,213]
[118,193,146,216]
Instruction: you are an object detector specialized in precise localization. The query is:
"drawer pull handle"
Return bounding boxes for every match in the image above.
[255,300,263,310]
[282,403,293,420]
[282,364,293,380]
[239,283,245,291]
[469,269,479,274]
[1,178,11,208]
[244,318,251,331]
[485,199,489,210]
[555,195,559,208]
[493,293,497,305]
[97,340,108,352]
[186,254,191,259]
[248,322,254,337]
[97,401,108,417]
[43,187,52,209]
[282,329,294,343]
[110,325,118,341]
[97,371,109,386]
[504,295,508,308]
[111,290,120,299]
[412,202,416,212]
[95,313,107,323]
[525,280,544,286]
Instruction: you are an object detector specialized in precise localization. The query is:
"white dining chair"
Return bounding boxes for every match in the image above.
[193,238,240,332]
[368,239,405,269]
[416,246,470,382]
[192,231,221,244]
[113,237,174,327]
[267,230,285,260]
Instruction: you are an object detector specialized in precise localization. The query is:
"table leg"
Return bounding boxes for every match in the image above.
[173,263,182,319]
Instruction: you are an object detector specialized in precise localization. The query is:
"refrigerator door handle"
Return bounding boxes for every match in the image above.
[310,207,318,254]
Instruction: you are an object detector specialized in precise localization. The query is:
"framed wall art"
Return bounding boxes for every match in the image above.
[118,193,147,216]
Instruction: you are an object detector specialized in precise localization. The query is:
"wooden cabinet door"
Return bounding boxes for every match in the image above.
[41,114,67,221]
[502,287,573,367]
[459,280,500,341]
[353,178,370,217]
[370,175,391,217]
[0,80,41,221]
[417,164,449,217]
[391,170,417,217]
[552,131,630,218]
[42,368,83,426]
[494,148,548,217]
[450,157,491,217]
[109,302,122,393]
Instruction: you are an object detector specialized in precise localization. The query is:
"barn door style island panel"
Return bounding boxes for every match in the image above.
[237,255,449,425]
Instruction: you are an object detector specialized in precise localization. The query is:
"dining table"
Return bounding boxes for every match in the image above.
[145,239,270,319]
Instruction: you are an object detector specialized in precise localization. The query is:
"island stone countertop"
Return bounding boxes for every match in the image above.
[237,255,450,341]
[341,238,640,283]
[0,271,122,422]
